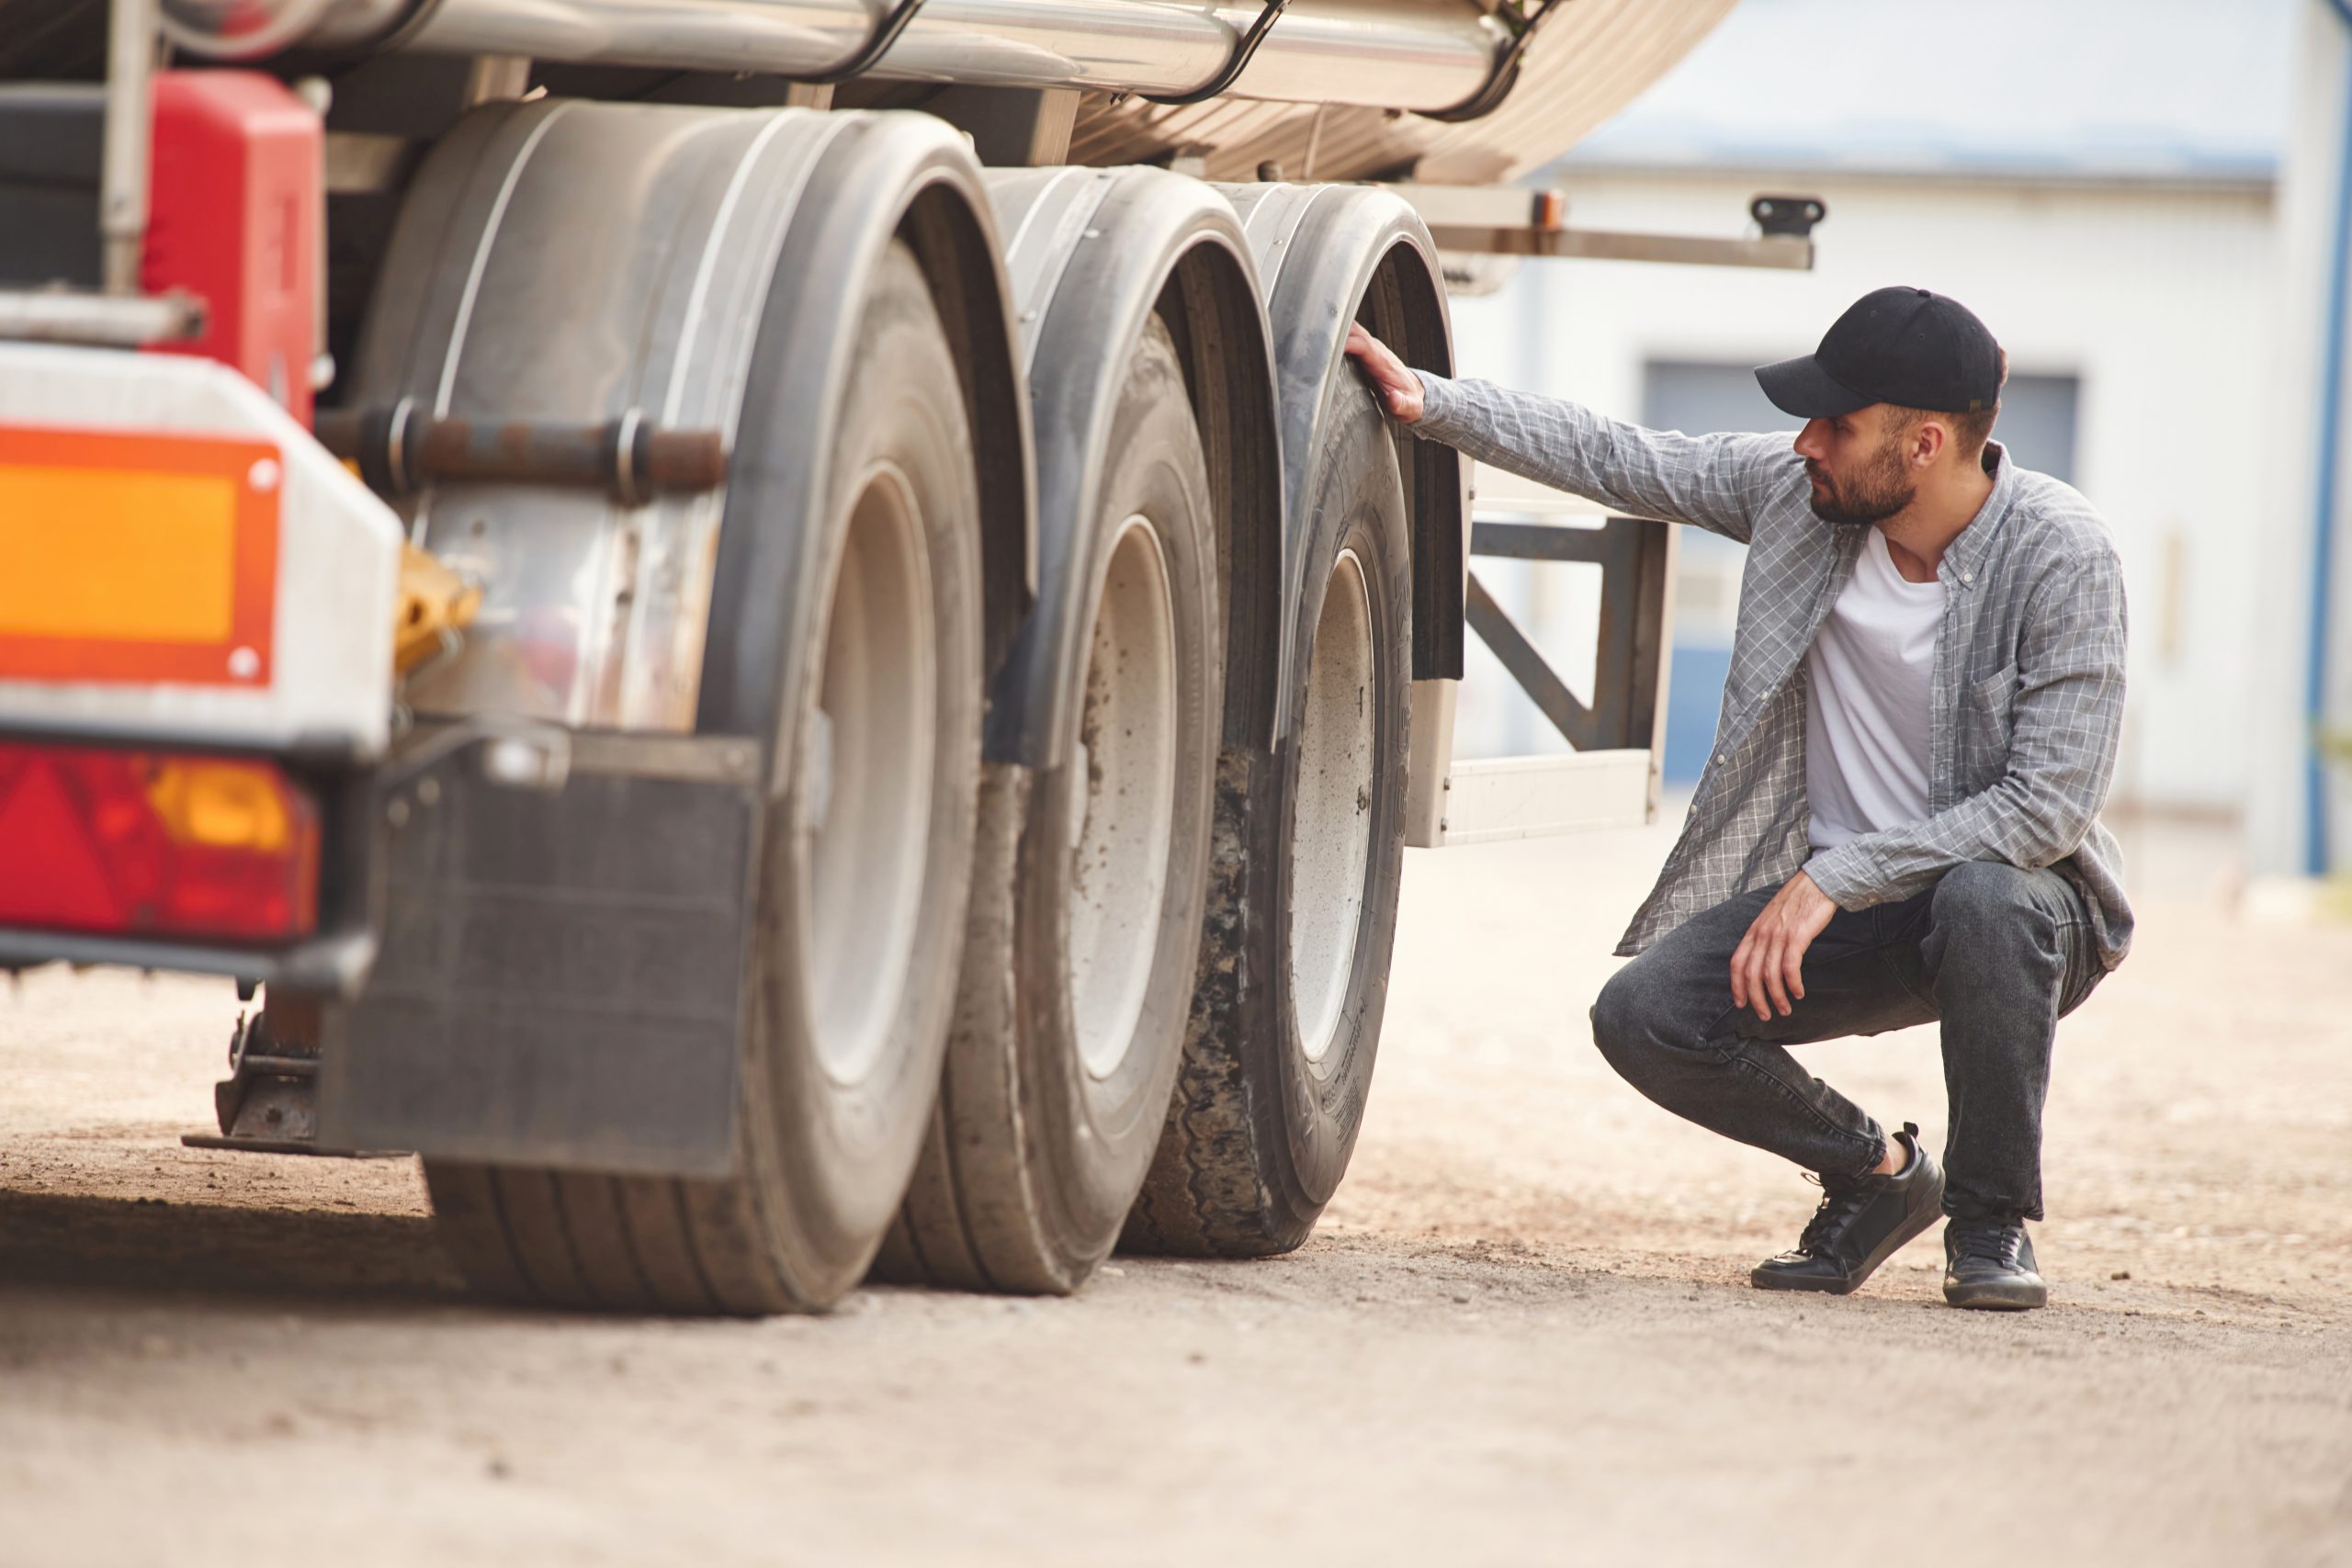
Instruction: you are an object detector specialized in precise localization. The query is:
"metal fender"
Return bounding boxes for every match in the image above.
[698,108,1035,757]
[347,100,1034,750]
[981,164,1283,763]
[1216,182,1464,726]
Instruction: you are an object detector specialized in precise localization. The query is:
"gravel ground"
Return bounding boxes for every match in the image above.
[2,810,2347,1567]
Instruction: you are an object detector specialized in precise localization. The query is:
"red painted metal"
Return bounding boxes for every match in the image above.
[141,71,322,423]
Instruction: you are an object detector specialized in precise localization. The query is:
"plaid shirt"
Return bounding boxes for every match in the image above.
[1414,373,2133,970]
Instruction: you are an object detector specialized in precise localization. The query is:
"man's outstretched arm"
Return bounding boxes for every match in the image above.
[1344,323,1786,545]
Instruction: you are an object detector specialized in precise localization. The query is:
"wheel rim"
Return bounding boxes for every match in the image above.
[798,464,937,1086]
[1288,547,1374,1066]
[1067,515,1180,1081]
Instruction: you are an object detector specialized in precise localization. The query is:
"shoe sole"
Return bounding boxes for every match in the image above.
[1750,1269,1861,1295]
[1750,1171,1949,1296]
[1942,1279,2048,1311]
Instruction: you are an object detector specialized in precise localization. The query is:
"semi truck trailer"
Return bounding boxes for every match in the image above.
[0,0,1809,1313]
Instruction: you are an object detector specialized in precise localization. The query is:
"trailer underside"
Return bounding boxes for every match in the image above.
[0,0,1786,1312]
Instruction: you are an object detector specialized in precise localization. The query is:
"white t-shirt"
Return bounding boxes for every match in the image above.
[1805,526,1945,852]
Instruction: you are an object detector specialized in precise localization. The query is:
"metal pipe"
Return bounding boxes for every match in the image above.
[1425,224,1814,271]
[100,0,157,295]
[315,403,729,502]
[163,0,1502,113]
[0,288,206,345]
[2306,0,2352,874]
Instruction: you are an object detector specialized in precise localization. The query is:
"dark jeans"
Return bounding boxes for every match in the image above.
[1589,861,2106,1223]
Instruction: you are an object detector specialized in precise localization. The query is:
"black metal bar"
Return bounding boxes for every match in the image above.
[797,0,928,84]
[1587,520,1641,748]
[1141,0,1292,106]
[1465,515,1670,753]
[236,1055,321,1078]
[1464,570,1597,750]
[1470,518,1618,563]
[1624,520,1672,759]
[1419,0,1573,124]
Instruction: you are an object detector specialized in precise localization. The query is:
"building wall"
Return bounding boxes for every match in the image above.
[2248,1,2352,876]
[1442,168,2278,819]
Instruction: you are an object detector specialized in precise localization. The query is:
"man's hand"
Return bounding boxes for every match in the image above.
[1344,322,1424,423]
[1729,870,1839,1021]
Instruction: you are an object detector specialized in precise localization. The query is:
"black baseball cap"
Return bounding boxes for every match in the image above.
[1755,287,2003,419]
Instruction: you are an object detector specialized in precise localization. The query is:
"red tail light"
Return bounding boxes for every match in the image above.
[0,742,320,943]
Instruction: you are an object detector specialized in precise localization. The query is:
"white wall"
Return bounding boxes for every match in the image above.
[1443,168,2278,818]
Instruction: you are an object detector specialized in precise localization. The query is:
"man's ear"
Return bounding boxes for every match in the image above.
[1910,417,1950,468]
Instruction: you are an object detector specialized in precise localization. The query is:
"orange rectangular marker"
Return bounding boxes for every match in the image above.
[0,425,280,686]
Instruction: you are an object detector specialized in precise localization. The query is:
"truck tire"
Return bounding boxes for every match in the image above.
[1124,372,1411,1258]
[424,239,985,1313]
[870,316,1219,1294]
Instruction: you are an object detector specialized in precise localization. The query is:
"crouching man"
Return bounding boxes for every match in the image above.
[1347,288,2131,1310]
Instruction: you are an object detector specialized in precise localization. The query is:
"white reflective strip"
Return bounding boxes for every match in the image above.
[435,102,577,419]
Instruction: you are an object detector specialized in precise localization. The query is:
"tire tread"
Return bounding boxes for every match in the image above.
[423,240,983,1319]
[1121,395,1411,1261]
[878,319,1216,1294]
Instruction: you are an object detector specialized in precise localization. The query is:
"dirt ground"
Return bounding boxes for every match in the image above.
[2,807,2347,1567]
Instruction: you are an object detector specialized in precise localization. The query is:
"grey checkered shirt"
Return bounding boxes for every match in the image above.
[1413,372,2132,970]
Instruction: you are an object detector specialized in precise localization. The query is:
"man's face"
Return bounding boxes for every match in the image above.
[1792,405,1915,527]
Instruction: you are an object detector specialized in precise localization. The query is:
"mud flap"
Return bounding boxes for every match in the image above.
[315,730,761,1178]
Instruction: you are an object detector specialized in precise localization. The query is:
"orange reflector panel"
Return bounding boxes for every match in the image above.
[0,426,279,686]
[0,741,320,943]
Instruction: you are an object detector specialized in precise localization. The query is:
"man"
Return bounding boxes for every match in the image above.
[1346,287,2130,1311]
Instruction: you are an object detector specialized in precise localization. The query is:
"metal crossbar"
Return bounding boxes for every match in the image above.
[1465,515,1670,753]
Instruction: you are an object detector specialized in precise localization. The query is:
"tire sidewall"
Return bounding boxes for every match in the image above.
[1020,319,1222,1251]
[1266,386,1411,1212]
[740,243,985,1280]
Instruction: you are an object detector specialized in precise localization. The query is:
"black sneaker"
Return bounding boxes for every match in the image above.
[1942,1218,2048,1310]
[1751,1123,1946,1295]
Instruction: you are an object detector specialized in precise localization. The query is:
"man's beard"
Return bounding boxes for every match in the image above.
[1806,437,1914,526]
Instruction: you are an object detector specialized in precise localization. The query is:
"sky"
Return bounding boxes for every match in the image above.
[1565,0,2297,178]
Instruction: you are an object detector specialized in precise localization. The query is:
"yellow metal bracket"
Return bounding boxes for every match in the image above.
[394,544,481,676]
